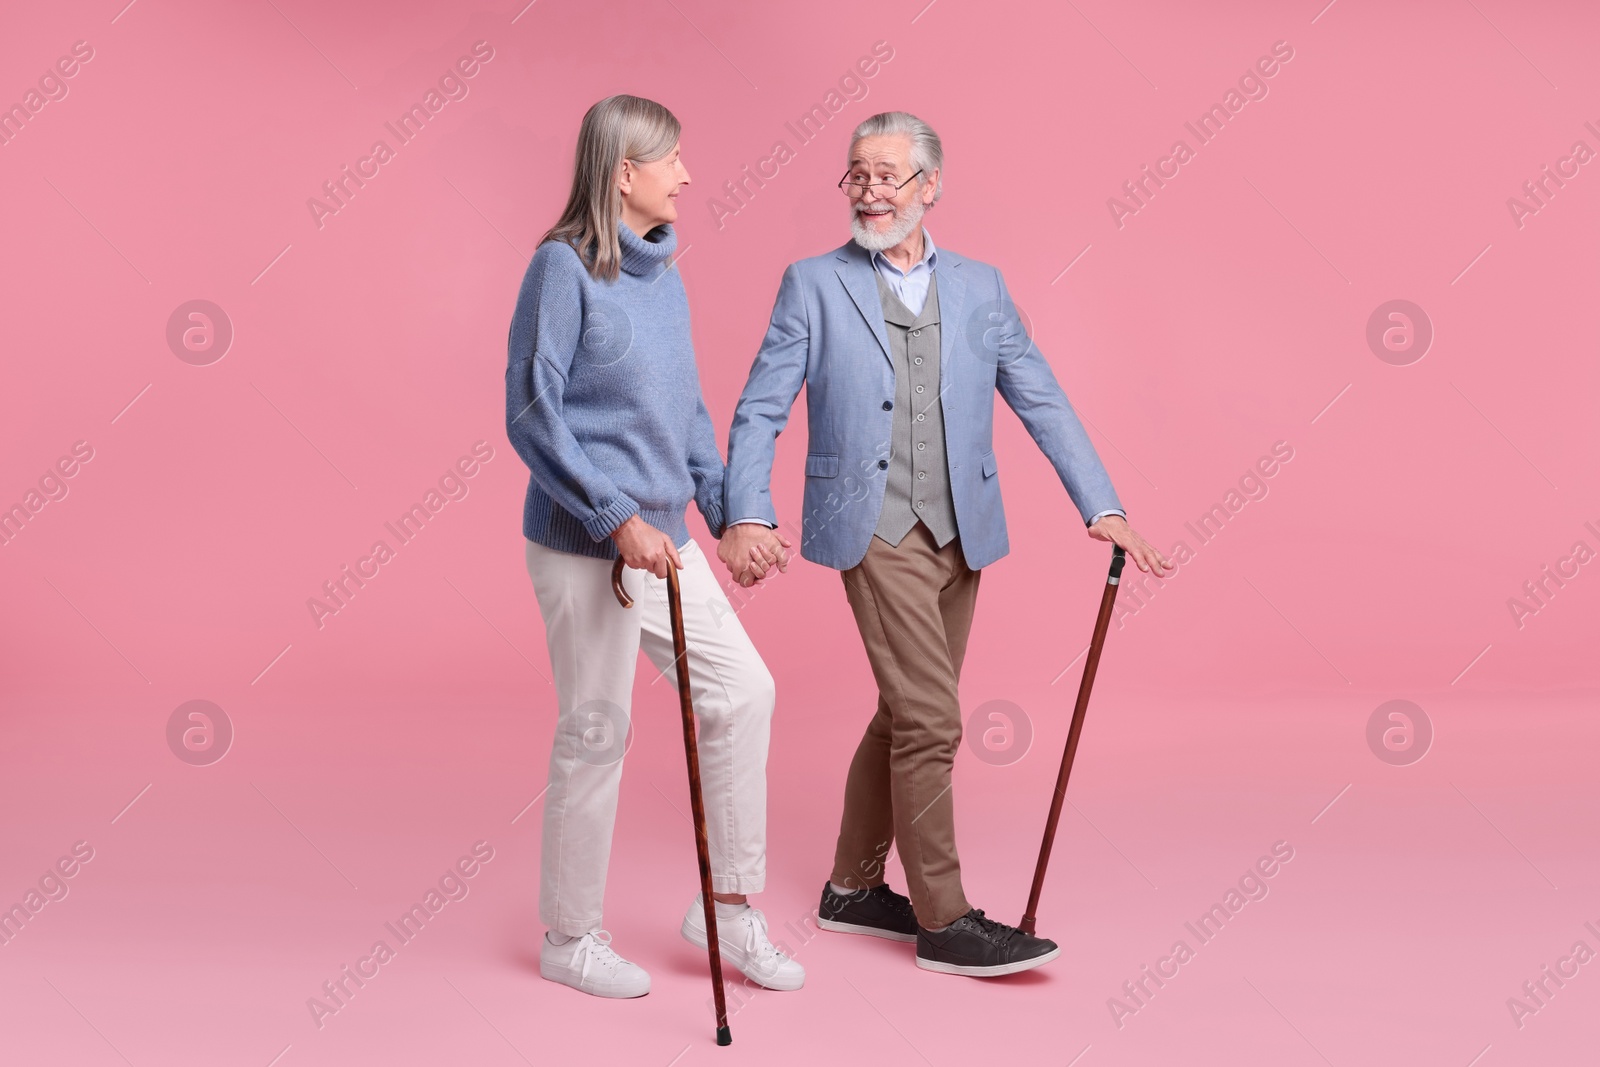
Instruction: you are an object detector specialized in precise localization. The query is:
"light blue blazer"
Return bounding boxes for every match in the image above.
[725,238,1122,572]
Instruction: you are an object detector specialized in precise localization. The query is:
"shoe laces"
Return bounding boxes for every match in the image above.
[872,885,914,917]
[573,930,627,984]
[727,907,785,964]
[962,909,1019,946]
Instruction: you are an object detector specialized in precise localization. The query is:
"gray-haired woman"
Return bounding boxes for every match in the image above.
[505,94,801,999]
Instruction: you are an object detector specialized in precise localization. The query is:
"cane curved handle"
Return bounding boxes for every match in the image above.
[611,556,683,606]
[611,557,632,608]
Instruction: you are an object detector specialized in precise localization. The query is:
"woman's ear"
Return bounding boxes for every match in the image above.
[616,158,634,197]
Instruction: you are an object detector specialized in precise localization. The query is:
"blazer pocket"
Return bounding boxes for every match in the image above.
[981,449,998,478]
[805,452,839,478]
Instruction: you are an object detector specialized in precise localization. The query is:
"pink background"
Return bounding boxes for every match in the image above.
[2,0,1596,1064]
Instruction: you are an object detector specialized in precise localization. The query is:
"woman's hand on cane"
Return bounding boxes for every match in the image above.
[612,514,683,578]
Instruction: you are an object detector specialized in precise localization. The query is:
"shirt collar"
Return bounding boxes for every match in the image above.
[871,228,937,276]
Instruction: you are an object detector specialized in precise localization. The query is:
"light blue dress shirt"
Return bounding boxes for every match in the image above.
[871,228,939,317]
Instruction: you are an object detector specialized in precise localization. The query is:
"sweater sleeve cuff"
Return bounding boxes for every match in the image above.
[583,494,641,542]
[697,494,727,540]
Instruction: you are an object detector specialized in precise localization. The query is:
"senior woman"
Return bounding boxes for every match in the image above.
[505,94,801,999]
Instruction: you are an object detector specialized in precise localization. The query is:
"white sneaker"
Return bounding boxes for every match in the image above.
[680,896,805,991]
[539,930,651,998]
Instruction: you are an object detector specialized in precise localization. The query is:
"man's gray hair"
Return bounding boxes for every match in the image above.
[848,111,943,203]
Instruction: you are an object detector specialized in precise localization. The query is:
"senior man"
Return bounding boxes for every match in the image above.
[720,111,1171,977]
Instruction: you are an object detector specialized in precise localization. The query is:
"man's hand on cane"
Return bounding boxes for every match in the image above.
[1088,514,1173,576]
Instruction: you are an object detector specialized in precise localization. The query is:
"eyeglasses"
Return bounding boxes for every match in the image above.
[838,168,923,199]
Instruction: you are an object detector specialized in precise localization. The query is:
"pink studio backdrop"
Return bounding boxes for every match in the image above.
[2,1,1596,1065]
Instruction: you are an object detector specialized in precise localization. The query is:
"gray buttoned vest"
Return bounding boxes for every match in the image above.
[873,269,959,547]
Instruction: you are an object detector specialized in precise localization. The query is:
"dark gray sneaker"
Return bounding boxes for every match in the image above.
[915,909,1061,976]
[817,882,919,943]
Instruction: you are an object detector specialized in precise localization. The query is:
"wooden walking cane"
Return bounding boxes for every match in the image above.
[611,557,733,1046]
[1018,544,1126,937]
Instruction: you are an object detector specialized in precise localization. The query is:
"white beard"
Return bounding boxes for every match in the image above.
[850,197,925,252]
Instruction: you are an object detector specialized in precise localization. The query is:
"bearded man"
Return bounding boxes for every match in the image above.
[720,110,1171,976]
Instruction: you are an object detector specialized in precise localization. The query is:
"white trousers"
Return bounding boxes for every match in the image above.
[525,537,775,936]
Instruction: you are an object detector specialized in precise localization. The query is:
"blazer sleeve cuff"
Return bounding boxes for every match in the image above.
[724,494,777,528]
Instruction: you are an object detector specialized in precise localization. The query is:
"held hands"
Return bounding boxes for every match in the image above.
[717,522,792,587]
[1088,514,1173,576]
[709,515,1163,583]
[611,514,683,579]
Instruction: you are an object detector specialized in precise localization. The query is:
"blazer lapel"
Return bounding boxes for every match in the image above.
[834,243,892,368]
[936,256,966,392]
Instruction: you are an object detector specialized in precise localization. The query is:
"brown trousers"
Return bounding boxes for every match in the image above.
[830,523,981,929]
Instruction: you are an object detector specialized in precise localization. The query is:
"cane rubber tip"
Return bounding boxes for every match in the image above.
[716,1026,732,1046]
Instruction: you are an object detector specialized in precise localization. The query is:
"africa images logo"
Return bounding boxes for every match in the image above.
[306,41,496,230]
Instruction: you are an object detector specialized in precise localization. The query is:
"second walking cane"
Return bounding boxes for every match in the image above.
[1018,544,1125,937]
[611,557,732,1046]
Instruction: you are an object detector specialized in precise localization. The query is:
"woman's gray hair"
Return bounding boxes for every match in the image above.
[542,94,681,282]
[848,111,943,203]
